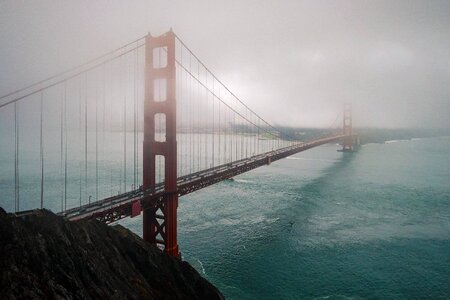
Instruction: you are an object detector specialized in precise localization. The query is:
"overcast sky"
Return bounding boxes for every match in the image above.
[0,0,449,128]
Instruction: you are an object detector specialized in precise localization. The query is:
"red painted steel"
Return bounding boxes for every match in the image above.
[342,103,353,151]
[142,30,179,257]
[131,201,141,217]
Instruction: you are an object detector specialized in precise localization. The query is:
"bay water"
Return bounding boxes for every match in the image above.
[122,136,450,299]
[1,134,449,298]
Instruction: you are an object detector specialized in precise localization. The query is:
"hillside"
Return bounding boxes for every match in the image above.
[0,208,224,299]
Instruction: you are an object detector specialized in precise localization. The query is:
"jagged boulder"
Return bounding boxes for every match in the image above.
[0,208,224,300]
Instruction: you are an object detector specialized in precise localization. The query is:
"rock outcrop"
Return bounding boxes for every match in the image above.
[0,208,224,299]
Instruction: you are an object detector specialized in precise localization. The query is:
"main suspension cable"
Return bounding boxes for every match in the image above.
[0,36,146,104]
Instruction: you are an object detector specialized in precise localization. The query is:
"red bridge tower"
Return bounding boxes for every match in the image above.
[142,31,179,257]
[342,103,354,151]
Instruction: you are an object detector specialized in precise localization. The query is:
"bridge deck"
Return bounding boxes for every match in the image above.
[63,134,347,223]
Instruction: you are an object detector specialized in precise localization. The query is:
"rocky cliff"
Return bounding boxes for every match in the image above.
[0,208,224,299]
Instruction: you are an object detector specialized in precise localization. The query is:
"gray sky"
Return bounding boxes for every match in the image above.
[1,0,449,128]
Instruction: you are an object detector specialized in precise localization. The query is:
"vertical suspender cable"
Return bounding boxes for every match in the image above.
[181,47,185,176]
[85,73,88,204]
[133,42,137,189]
[232,98,235,161]
[179,46,183,176]
[253,114,256,155]
[14,102,19,212]
[109,63,113,196]
[230,98,232,162]
[218,85,221,166]
[227,94,230,162]
[224,93,227,163]
[243,108,246,159]
[245,109,248,158]
[251,113,254,156]
[95,72,99,201]
[197,62,200,171]
[136,47,140,186]
[60,85,64,212]
[249,110,252,156]
[237,98,241,160]
[102,65,106,198]
[250,110,252,156]
[231,94,234,162]
[79,77,82,206]
[240,108,244,159]
[234,98,239,160]
[123,55,127,192]
[190,54,193,173]
[40,90,44,209]
[237,112,240,159]
[64,82,68,211]
[217,83,220,165]
[257,118,260,155]
[212,77,215,167]
[248,112,251,156]
[234,98,241,159]
[204,68,208,169]
[237,102,240,160]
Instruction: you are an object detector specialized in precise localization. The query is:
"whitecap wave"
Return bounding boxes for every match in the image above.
[384,139,409,144]
[197,258,206,275]
[234,179,254,184]
[286,157,336,163]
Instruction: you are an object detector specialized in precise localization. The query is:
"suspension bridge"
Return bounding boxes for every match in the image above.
[0,30,357,257]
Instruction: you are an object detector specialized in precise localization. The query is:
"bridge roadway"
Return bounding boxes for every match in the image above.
[63,134,348,223]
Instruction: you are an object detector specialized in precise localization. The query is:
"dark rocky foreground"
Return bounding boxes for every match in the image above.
[0,208,224,299]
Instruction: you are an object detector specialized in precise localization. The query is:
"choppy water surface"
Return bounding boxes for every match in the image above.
[1,134,449,299]
[121,137,450,299]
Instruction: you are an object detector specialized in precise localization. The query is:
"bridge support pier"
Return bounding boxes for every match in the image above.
[142,30,179,257]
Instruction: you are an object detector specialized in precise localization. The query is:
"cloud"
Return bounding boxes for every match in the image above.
[0,0,449,128]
